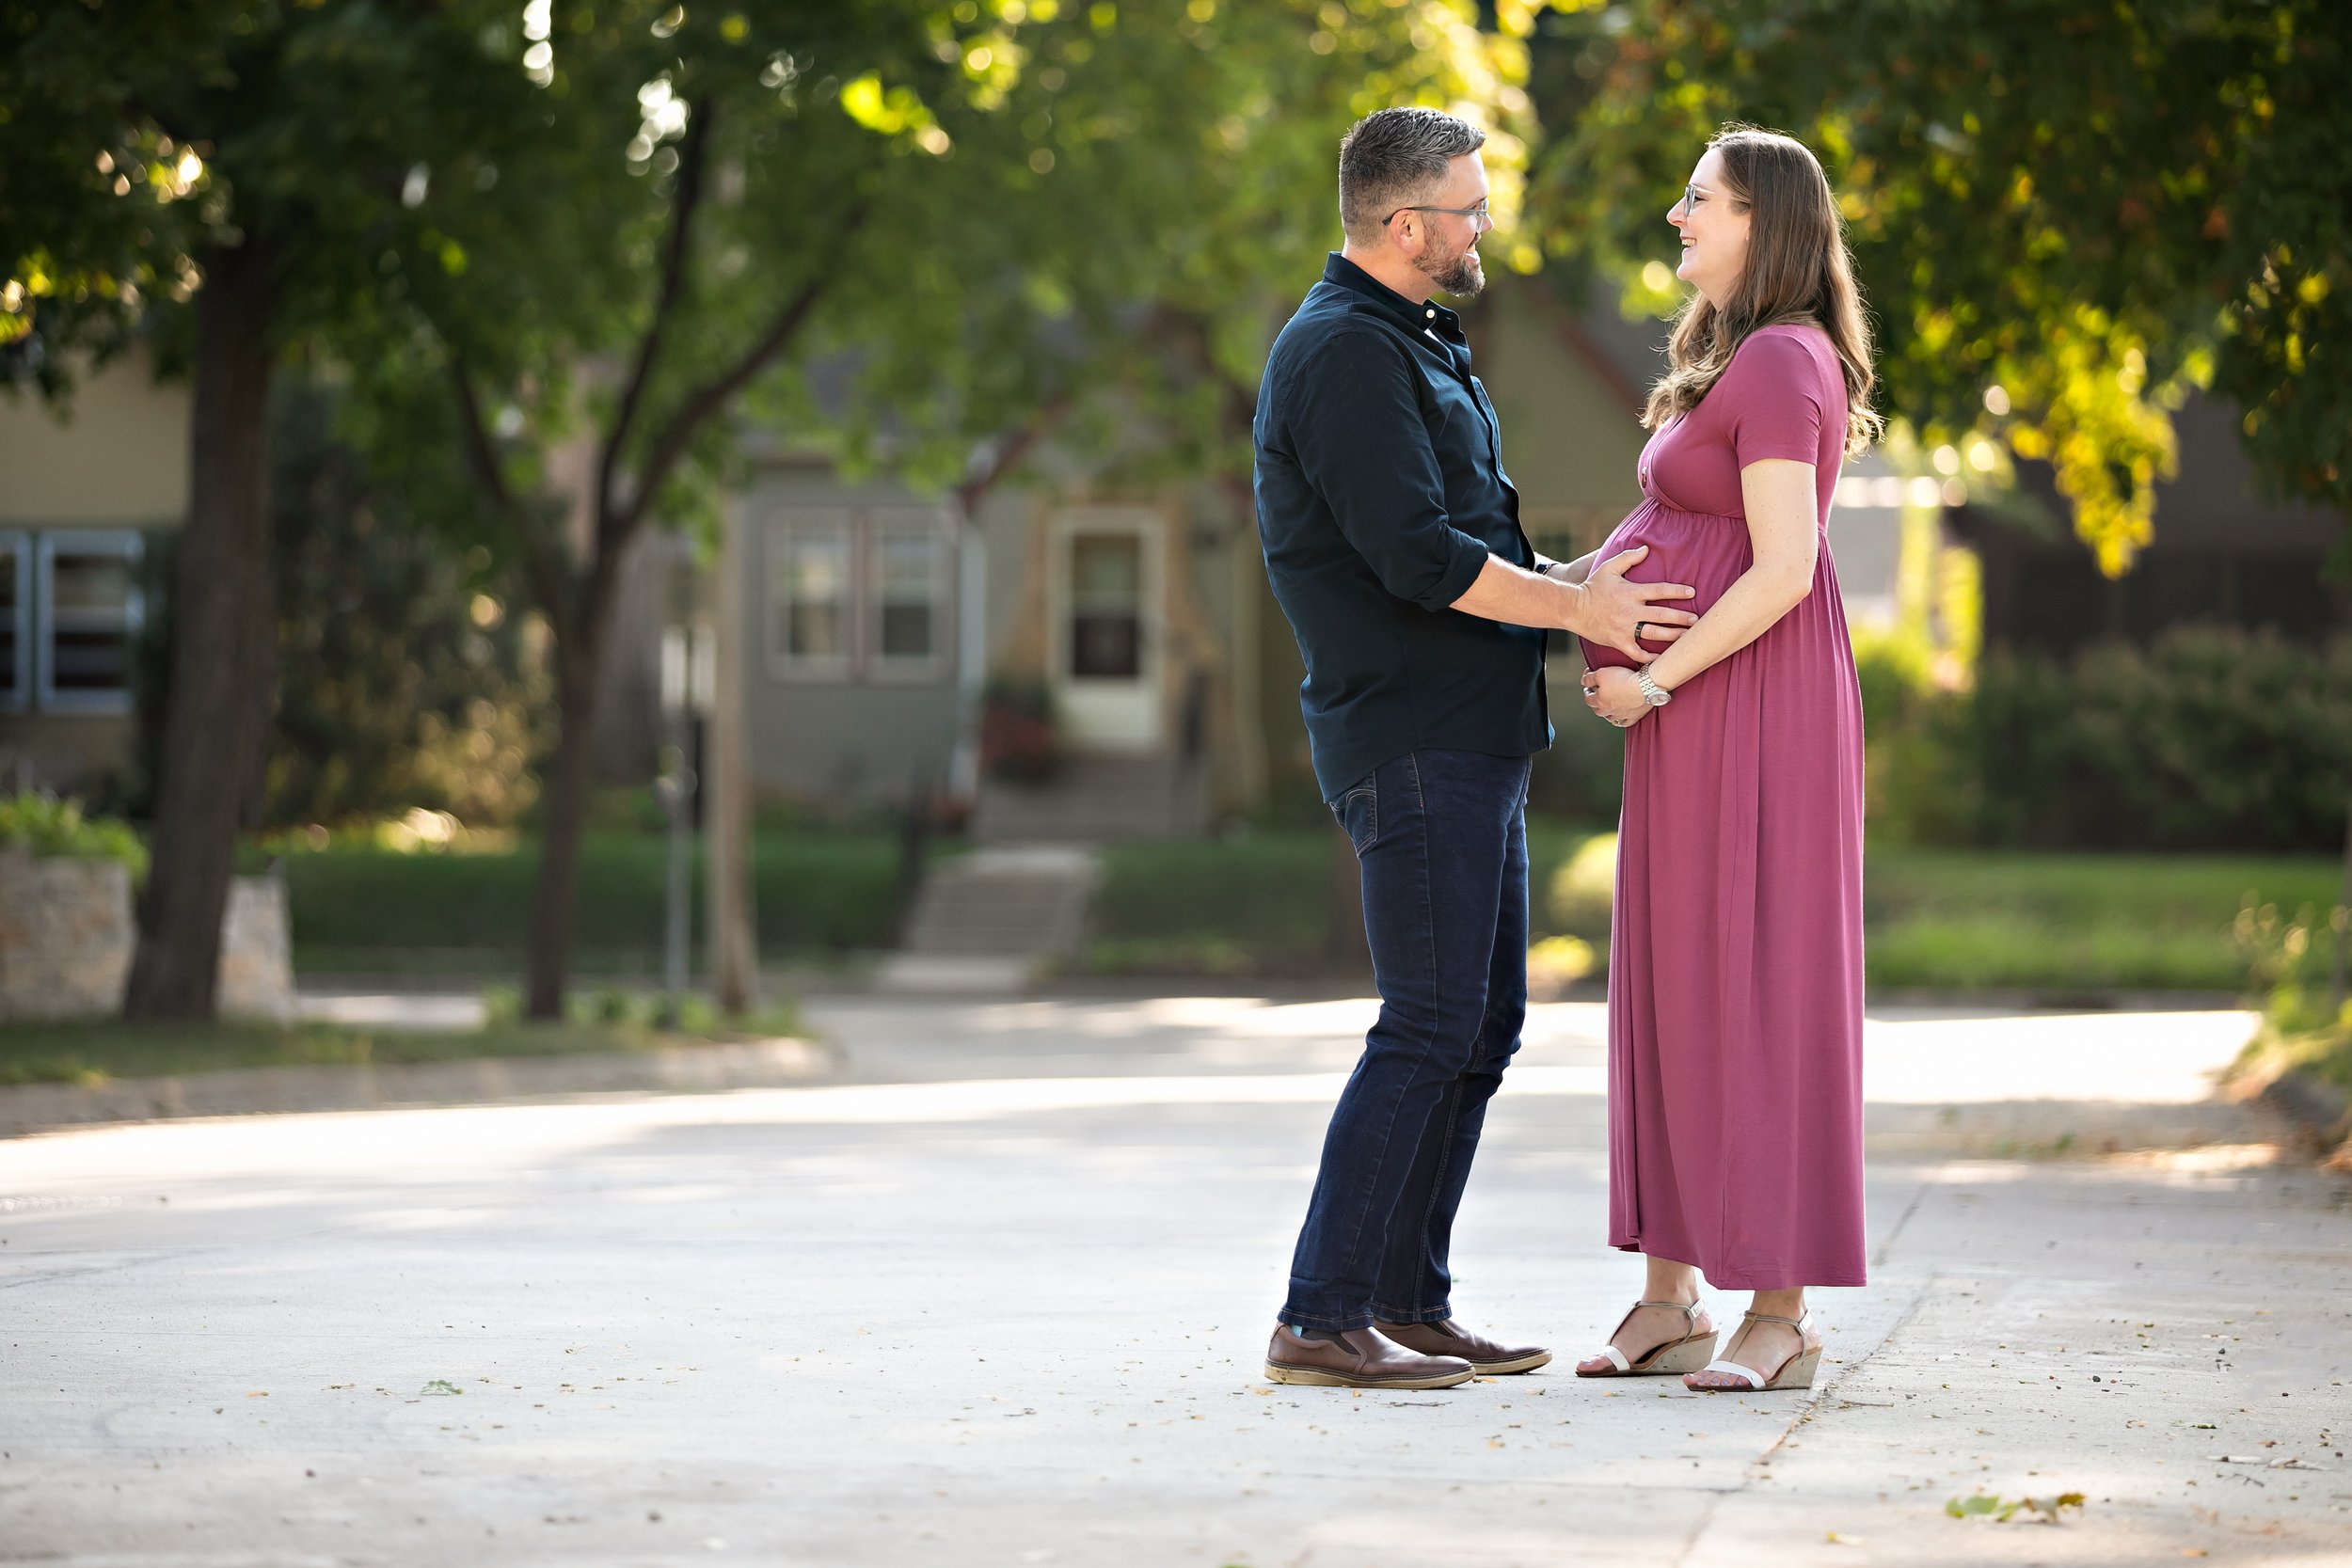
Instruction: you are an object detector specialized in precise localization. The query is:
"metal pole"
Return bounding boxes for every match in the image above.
[659,626,694,1027]
[2332,795,2350,1011]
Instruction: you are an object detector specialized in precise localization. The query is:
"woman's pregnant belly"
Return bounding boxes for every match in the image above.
[1576,500,1756,673]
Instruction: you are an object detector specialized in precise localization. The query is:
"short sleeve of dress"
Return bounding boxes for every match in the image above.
[1722,329,1826,469]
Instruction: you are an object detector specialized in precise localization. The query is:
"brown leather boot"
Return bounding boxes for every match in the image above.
[1263,1324,1474,1389]
[1375,1317,1552,1375]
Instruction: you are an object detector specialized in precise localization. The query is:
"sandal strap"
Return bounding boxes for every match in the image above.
[1740,1308,1811,1330]
[1695,1357,1764,1388]
[1609,1298,1700,1340]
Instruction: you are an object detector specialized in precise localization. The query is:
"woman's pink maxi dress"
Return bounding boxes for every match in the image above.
[1578,323,1867,1290]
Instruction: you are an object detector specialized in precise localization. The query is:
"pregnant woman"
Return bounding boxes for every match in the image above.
[1565,126,1882,1392]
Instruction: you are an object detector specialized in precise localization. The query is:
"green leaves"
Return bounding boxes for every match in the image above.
[1945,1490,2085,1523]
[1526,0,2352,574]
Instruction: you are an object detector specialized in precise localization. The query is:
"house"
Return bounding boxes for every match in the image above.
[0,347,186,795]
[709,271,1923,837]
[1947,391,2348,654]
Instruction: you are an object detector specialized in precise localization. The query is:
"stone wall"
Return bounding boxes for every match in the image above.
[0,853,294,1022]
[217,875,295,1022]
[0,852,135,1022]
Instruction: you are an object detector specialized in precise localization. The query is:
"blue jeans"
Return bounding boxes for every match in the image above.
[1281,748,1533,1331]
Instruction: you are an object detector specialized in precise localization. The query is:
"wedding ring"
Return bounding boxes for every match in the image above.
[1635,621,1647,639]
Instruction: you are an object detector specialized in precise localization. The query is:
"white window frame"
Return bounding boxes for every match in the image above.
[34,528,143,715]
[0,530,26,714]
[765,508,857,684]
[862,507,955,685]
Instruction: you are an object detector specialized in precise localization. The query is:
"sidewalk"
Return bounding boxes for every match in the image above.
[0,996,2344,1565]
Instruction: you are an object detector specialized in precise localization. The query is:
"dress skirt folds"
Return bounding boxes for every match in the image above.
[1577,324,1867,1289]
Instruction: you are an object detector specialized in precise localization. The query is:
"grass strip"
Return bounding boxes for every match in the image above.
[0,994,808,1088]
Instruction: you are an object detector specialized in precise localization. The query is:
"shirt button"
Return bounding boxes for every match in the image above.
[1425,309,1436,319]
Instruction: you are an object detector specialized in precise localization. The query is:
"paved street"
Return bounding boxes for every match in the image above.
[2,996,2347,1565]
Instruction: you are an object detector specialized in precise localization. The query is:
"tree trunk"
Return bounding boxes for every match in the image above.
[705,504,756,1014]
[125,240,279,1022]
[523,619,609,1021]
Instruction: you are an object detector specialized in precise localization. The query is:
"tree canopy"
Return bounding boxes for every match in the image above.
[3,0,1535,1016]
[1526,0,2350,574]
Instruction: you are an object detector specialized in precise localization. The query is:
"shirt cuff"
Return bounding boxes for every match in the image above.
[1423,530,1493,612]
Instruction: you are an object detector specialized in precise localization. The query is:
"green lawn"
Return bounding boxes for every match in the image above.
[2,1018,666,1087]
[0,989,809,1087]
[1089,830,2339,993]
[285,830,922,972]
[1865,850,2342,992]
[267,826,2340,995]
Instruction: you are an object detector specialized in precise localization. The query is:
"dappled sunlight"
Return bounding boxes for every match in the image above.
[1862,1010,2256,1105]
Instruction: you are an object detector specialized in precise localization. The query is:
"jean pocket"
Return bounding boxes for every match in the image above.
[1330,781,1378,855]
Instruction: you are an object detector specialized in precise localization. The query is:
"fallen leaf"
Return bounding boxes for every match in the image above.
[421,1380,464,1397]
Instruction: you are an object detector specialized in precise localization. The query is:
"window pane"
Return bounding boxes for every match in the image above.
[50,628,129,691]
[51,550,133,614]
[40,536,137,705]
[1068,532,1140,678]
[872,527,941,662]
[787,534,850,601]
[879,603,933,658]
[1071,614,1140,679]
[875,531,938,597]
[787,601,844,658]
[1071,533,1140,607]
[780,531,850,660]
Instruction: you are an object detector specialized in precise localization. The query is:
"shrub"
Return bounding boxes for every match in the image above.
[979,676,1062,784]
[1544,832,1618,938]
[0,791,148,879]
[1871,627,2352,852]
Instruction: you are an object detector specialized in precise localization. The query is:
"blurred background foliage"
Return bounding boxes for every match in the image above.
[264,380,554,831]
[1523,0,2351,574]
[2,0,2345,1018]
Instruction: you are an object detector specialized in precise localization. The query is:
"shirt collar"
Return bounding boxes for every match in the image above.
[1322,252,1463,341]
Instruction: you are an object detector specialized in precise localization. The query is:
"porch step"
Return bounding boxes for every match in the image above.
[972,752,1207,845]
[882,846,1102,992]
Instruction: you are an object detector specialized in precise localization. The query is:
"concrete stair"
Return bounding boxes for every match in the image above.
[972,752,1206,845]
[877,846,1102,993]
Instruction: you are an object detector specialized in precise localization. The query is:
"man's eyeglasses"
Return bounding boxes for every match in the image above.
[1385,200,1494,233]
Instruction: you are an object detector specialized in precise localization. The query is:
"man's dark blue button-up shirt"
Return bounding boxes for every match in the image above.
[1253,253,1550,800]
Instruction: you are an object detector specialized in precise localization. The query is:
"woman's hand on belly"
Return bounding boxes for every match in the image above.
[1580,666,1653,729]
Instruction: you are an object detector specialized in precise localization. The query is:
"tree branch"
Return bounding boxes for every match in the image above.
[446,350,572,630]
[612,201,871,542]
[956,398,1069,516]
[598,95,716,531]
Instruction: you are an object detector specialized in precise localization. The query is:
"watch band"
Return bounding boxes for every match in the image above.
[1635,670,1673,707]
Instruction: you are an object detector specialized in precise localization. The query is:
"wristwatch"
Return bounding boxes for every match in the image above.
[1635,670,1673,707]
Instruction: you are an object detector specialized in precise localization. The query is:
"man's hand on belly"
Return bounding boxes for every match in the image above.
[1564,546,1696,662]
[1449,547,1694,659]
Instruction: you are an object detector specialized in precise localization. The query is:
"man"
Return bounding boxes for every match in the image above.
[1253,107,1695,1390]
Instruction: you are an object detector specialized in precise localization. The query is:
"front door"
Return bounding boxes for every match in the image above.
[1051,507,1161,752]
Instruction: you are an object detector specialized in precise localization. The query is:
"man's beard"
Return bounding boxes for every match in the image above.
[1418,239,1485,297]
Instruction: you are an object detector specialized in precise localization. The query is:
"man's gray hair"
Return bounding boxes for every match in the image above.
[1338,107,1486,244]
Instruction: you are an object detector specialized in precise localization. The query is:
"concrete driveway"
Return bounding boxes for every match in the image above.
[1,996,2345,1565]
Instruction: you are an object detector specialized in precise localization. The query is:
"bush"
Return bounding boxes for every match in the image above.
[282,829,910,964]
[1870,626,2352,852]
[0,791,147,878]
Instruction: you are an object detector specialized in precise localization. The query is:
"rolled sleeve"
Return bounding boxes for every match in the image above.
[1284,328,1493,611]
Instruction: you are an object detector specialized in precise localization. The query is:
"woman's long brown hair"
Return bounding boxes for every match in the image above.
[1644,126,1883,455]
